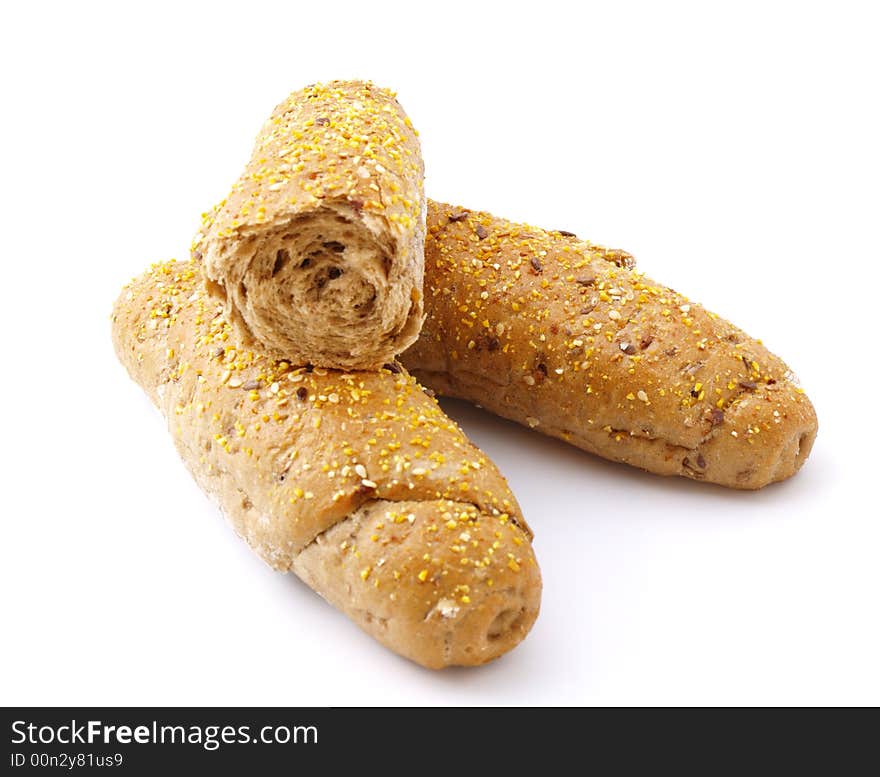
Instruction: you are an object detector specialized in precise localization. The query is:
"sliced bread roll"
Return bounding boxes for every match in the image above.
[194,81,425,370]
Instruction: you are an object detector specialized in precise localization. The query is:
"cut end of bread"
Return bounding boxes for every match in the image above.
[204,202,424,370]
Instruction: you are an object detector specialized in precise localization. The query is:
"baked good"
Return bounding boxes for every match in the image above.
[193,80,425,370]
[112,261,540,668]
[402,201,818,489]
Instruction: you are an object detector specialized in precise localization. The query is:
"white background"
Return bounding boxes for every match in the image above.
[2,1,878,706]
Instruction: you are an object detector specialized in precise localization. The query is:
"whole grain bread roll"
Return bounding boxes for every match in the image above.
[193,80,425,370]
[402,201,817,489]
[112,261,540,668]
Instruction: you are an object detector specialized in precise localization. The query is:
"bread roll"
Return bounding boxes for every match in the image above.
[112,261,540,668]
[402,201,818,489]
[193,80,425,370]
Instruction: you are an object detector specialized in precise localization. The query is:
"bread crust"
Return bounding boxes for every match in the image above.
[194,81,425,370]
[402,201,818,489]
[112,261,540,668]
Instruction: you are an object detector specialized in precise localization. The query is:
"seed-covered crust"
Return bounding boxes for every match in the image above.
[112,261,540,668]
[402,201,817,489]
[194,81,426,370]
